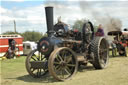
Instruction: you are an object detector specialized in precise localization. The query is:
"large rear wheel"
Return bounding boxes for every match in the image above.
[91,37,109,69]
[82,21,94,44]
[119,47,128,57]
[48,47,78,81]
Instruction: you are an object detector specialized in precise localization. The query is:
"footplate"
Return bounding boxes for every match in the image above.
[30,61,46,69]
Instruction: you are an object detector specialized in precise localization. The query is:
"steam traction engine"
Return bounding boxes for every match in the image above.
[25,7,109,81]
[108,30,128,57]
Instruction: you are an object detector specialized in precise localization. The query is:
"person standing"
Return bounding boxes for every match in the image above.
[11,40,16,52]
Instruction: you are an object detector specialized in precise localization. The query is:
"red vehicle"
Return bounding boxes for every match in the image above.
[108,30,128,57]
[122,30,128,46]
[0,35,23,58]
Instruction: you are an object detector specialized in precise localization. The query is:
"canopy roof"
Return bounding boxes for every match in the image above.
[108,31,122,36]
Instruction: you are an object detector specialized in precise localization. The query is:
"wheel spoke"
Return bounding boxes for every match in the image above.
[61,50,66,57]
[41,55,46,61]
[67,54,72,58]
[55,56,60,62]
[66,57,72,63]
[33,55,39,61]
[103,49,108,52]
[99,43,108,63]
[54,62,61,65]
[30,68,36,72]
[44,69,48,72]
[41,56,45,61]
[39,69,42,75]
[100,49,107,53]
[57,54,63,61]
[49,48,77,81]
[65,66,72,74]
[37,69,39,77]
[56,66,62,73]
[61,70,65,78]
[38,52,41,60]
[37,69,41,77]
[64,68,71,75]
[55,65,60,70]
[31,56,37,61]
[64,53,67,62]
[67,64,75,67]
[26,50,48,78]
[36,56,40,60]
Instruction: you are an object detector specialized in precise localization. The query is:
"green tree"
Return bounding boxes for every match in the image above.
[94,25,98,33]
[2,31,44,42]
[72,19,86,32]
[22,31,43,42]
[2,31,21,35]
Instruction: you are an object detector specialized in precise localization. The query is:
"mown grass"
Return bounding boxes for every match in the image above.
[1,55,128,85]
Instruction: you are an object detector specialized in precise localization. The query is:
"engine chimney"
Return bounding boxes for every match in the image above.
[45,6,54,36]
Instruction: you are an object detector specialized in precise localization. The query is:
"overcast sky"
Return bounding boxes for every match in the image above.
[0,0,128,34]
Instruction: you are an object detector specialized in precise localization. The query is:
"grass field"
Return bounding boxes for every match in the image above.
[1,55,128,85]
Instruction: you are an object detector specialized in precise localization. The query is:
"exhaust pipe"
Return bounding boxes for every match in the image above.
[45,6,54,36]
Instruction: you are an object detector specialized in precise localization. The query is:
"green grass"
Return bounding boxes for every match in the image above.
[1,56,128,85]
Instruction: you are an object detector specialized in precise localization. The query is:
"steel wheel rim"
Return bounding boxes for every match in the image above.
[26,50,48,78]
[99,39,108,67]
[49,48,78,81]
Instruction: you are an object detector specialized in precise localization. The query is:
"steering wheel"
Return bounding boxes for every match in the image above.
[82,21,94,44]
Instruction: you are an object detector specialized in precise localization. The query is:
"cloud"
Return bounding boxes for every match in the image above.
[1,5,47,34]
[0,7,8,13]
[1,1,128,34]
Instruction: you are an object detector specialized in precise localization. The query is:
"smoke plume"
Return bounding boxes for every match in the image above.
[79,1,122,35]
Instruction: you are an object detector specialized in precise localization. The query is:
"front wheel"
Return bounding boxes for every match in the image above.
[48,47,78,81]
[91,37,109,69]
[119,47,128,57]
[25,49,48,78]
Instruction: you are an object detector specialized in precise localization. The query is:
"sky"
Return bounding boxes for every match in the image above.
[0,0,128,34]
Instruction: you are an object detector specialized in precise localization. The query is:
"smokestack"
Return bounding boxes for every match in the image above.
[45,6,54,36]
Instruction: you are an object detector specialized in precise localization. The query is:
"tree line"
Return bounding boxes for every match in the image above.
[2,19,98,42]
[2,31,44,42]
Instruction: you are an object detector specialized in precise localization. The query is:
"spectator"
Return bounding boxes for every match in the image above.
[95,24,105,36]
[11,40,16,51]
[7,47,12,59]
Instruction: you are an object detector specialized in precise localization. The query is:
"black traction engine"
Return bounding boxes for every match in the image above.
[25,6,109,81]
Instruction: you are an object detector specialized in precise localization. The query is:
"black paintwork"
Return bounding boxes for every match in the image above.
[37,6,94,58]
